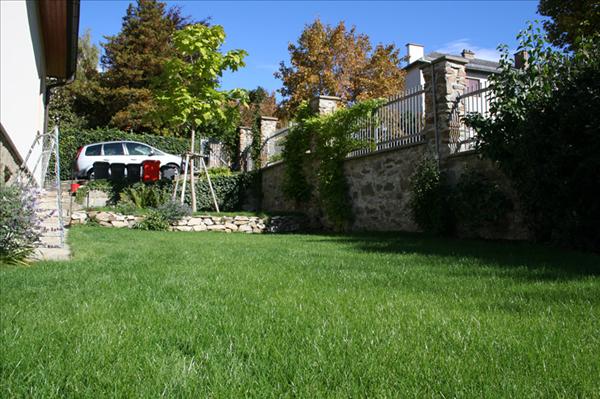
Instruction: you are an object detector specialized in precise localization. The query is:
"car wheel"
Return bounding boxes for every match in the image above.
[87,169,95,180]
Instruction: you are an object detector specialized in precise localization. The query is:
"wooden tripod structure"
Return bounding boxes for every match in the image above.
[173,128,219,213]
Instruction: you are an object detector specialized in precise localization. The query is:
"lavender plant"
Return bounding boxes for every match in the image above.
[0,182,41,264]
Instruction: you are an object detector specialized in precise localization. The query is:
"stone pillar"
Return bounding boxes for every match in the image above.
[309,95,341,115]
[420,55,468,163]
[260,116,278,164]
[238,126,253,171]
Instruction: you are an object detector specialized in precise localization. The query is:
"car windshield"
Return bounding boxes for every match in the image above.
[126,143,153,156]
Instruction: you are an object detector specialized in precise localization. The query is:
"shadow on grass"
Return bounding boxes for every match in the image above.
[307,232,600,281]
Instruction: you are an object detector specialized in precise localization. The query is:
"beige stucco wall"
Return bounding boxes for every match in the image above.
[1,1,46,185]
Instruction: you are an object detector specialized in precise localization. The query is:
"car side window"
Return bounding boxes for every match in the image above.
[85,144,102,156]
[103,143,124,156]
[126,143,152,156]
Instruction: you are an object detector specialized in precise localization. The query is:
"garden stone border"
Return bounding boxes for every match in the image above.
[70,211,304,234]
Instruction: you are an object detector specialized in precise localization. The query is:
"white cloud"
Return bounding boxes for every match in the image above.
[435,38,501,61]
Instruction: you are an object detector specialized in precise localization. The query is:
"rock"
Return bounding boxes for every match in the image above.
[234,220,249,225]
[175,226,193,232]
[99,221,112,227]
[72,212,87,220]
[192,224,207,231]
[207,224,225,231]
[224,223,238,231]
[234,216,249,221]
[115,214,126,222]
[96,212,111,222]
[203,218,214,225]
[238,224,252,232]
[176,219,189,226]
[188,217,204,226]
[112,221,129,228]
[87,211,98,219]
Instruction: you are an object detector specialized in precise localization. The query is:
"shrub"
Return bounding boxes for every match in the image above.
[134,210,170,231]
[206,167,232,177]
[156,200,192,223]
[119,182,172,209]
[0,183,41,264]
[465,25,600,250]
[190,171,260,212]
[55,128,189,180]
[409,158,453,235]
[452,170,513,231]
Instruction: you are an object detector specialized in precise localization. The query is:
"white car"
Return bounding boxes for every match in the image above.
[74,141,183,179]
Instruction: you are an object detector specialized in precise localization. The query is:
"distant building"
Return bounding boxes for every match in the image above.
[0,0,80,185]
[404,43,500,92]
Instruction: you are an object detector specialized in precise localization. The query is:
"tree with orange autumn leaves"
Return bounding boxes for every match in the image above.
[276,19,405,117]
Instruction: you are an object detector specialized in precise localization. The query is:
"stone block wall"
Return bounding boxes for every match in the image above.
[70,211,305,234]
[344,144,429,232]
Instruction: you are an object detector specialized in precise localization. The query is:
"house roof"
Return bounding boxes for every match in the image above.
[38,0,80,80]
[406,51,500,74]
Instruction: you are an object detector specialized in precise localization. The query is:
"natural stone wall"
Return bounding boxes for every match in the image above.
[260,162,322,227]
[344,144,429,232]
[261,145,530,240]
[70,211,304,234]
[261,144,430,232]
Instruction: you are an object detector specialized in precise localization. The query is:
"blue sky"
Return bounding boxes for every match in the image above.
[80,0,541,95]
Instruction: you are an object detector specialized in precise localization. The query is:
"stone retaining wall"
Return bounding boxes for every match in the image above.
[261,146,530,240]
[70,211,303,234]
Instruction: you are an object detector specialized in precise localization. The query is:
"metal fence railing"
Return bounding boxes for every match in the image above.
[349,85,426,158]
[449,81,493,154]
[263,127,290,165]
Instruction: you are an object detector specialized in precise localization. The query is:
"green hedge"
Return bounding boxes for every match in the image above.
[187,172,261,212]
[56,128,189,180]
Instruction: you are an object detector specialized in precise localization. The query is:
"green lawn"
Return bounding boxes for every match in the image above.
[1,227,599,397]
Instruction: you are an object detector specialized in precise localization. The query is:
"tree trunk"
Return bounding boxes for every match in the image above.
[190,128,197,212]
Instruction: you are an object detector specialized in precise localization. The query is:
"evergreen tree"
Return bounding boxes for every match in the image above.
[100,0,197,133]
[48,29,101,130]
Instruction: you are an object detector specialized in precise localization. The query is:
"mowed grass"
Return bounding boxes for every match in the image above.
[1,227,599,397]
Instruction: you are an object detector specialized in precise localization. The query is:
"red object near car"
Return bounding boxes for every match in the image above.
[142,160,161,182]
[70,183,80,194]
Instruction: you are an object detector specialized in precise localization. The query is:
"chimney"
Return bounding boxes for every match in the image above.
[406,43,424,64]
[514,50,529,69]
[461,49,475,60]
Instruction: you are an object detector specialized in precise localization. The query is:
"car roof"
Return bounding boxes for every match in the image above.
[85,141,154,147]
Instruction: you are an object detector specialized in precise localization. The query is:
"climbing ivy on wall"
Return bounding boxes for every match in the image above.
[282,99,383,230]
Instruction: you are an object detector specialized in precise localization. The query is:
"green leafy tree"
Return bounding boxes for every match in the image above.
[100,0,196,133]
[154,24,247,132]
[465,23,600,250]
[538,0,600,49]
[153,23,247,210]
[48,29,101,130]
